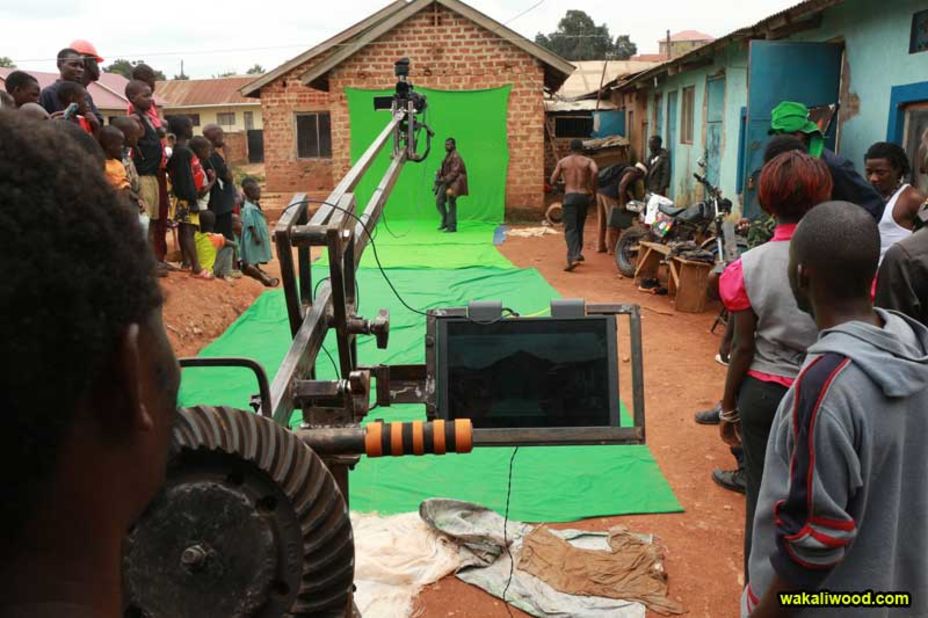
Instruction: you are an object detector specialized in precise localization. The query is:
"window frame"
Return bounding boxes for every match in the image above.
[216,112,236,128]
[553,114,594,139]
[681,86,696,144]
[295,111,333,160]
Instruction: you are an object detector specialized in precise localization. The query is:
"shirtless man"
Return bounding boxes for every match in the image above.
[864,142,927,262]
[551,139,598,271]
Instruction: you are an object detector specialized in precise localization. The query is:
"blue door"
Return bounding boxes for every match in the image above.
[743,41,843,218]
[705,75,725,188]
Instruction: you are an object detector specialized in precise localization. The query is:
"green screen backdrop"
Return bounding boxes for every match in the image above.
[346,86,510,223]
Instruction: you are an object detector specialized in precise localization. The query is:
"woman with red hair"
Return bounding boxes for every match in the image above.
[716,150,833,578]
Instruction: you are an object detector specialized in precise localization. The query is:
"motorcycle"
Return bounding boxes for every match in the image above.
[614,171,744,277]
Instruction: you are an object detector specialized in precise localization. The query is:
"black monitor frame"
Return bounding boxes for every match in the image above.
[435,314,621,429]
[420,303,646,447]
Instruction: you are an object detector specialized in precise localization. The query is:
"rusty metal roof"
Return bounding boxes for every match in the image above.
[155,76,261,107]
[0,68,135,110]
[556,60,659,100]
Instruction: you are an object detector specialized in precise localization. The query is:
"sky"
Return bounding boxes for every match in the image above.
[1,0,798,79]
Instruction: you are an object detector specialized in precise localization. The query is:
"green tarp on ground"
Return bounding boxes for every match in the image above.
[176,87,681,522]
[178,264,681,522]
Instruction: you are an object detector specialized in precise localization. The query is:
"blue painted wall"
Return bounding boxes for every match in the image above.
[635,0,928,214]
[646,43,748,206]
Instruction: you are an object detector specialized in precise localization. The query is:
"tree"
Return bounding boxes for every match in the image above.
[535,10,636,61]
[246,64,264,75]
[613,35,637,61]
[213,70,237,78]
[104,59,166,80]
[0,56,15,68]
[173,73,190,80]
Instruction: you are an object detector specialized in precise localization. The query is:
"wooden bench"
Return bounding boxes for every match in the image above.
[634,241,671,283]
[635,240,712,313]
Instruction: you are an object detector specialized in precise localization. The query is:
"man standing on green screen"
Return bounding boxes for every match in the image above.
[435,137,468,233]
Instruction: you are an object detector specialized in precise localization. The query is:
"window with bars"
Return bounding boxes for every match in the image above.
[217,112,235,127]
[296,112,332,159]
[554,115,593,138]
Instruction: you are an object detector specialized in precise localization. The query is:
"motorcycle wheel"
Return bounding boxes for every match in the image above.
[615,227,649,277]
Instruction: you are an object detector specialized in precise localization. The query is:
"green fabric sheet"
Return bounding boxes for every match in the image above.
[178,265,681,522]
[177,87,681,522]
[320,220,514,270]
[345,86,510,223]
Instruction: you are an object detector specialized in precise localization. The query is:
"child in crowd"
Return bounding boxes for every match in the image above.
[189,136,216,214]
[239,177,278,287]
[110,116,154,246]
[166,115,212,279]
[99,126,129,195]
[4,71,40,108]
[195,210,240,280]
[55,81,93,135]
[128,64,166,136]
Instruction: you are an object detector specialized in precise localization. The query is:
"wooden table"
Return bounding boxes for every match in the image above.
[668,256,712,313]
[635,240,712,313]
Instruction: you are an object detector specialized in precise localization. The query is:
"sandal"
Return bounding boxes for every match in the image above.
[192,269,214,280]
[264,276,280,288]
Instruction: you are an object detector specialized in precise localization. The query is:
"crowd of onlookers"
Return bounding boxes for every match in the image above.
[1,42,278,287]
[685,104,928,615]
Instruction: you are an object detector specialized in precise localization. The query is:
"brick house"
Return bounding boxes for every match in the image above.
[240,0,573,216]
[157,77,264,165]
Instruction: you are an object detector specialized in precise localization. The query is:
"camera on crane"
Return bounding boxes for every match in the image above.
[373,58,433,163]
[373,57,428,114]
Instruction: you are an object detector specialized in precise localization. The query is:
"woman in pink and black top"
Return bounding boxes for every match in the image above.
[717,150,833,577]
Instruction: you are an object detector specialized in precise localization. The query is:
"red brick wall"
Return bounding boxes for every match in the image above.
[259,3,547,215]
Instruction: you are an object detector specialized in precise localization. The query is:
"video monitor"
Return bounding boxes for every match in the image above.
[435,315,620,429]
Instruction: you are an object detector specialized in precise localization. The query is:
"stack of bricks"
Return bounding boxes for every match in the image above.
[257,3,549,216]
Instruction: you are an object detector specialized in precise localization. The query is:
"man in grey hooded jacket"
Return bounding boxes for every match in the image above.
[744,202,928,617]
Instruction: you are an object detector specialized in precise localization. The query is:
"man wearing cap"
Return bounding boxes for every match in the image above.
[71,39,104,125]
[769,100,884,220]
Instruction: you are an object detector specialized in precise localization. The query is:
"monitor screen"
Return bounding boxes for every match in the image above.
[436,316,619,429]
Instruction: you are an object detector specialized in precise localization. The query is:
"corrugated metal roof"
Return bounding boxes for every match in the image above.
[556,60,659,99]
[0,68,132,110]
[617,0,845,91]
[156,76,260,107]
[545,99,618,112]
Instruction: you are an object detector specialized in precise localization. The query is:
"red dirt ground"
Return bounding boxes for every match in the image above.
[161,220,744,617]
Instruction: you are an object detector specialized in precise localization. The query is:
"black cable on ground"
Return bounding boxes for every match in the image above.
[501,446,520,617]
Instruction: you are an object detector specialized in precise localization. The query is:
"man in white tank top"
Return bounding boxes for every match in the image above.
[864,142,927,261]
